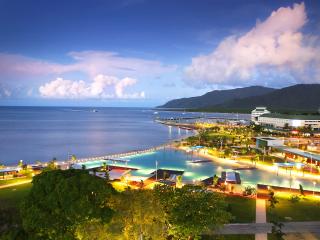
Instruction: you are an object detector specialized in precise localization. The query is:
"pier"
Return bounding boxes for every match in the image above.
[70,144,170,164]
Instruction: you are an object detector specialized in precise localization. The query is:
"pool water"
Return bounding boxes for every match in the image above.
[117,149,320,192]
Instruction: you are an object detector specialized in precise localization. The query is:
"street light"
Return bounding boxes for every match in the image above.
[313,181,316,196]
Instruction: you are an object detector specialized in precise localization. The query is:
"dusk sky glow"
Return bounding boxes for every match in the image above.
[0,0,319,106]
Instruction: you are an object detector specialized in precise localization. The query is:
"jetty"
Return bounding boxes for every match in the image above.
[71,144,169,164]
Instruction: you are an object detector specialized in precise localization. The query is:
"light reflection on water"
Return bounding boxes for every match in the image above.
[119,149,320,192]
[0,107,249,165]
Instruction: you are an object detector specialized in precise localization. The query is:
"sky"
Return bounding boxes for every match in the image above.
[0,0,319,107]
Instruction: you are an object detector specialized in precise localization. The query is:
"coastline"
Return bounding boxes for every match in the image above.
[177,145,320,183]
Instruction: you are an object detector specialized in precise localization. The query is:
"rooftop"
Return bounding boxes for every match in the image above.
[275,146,320,162]
[260,113,320,120]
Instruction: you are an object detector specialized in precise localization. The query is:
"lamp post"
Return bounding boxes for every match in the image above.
[313,181,316,196]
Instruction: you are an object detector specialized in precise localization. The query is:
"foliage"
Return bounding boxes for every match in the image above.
[252,124,262,132]
[43,159,58,172]
[289,195,300,204]
[0,205,25,239]
[268,190,279,209]
[154,185,231,239]
[176,175,183,188]
[243,186,256,196]
[110,189,167,240]
[299,184,305,196]
[74,219,112,240]
[18,160,24,167]
[213,174,219,186]
[223,148,232,157]
[71,155,77,162]
[270,221,286,240]
[20,169,115,239]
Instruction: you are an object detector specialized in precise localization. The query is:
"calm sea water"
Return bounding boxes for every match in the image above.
[0,107,248,165]
[1,107,316,191]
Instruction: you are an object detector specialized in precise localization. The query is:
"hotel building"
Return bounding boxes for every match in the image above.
[251,107,270,123]
[251,107,320,130]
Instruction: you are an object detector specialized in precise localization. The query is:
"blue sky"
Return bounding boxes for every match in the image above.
[0,0,319,106]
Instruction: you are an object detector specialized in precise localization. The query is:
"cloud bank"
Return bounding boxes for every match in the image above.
[0,51,175,79]
[0,50,175,99]
[185,2,320,87]
[39,75,145,99]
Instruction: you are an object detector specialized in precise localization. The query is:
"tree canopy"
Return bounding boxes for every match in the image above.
[18,170,231,240]
[154,185,231,239]
[20,169,116,240]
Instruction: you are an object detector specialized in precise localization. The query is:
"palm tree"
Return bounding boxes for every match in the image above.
[198,128,207,146]
[176,175,183,188]
[102,162,107,171]
[71,154,77,162]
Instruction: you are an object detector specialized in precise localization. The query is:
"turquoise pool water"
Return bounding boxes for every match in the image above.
[121,149,320,192]
[80,148,320,191]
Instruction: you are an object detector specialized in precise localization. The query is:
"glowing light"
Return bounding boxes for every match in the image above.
[292,120,302,127]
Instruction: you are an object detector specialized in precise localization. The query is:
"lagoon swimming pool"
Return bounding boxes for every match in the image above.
[80,148,320,192]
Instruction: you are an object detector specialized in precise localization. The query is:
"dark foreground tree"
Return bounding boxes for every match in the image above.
[109,189,167,240]
[154,185,231,239]
[20,169,116,240]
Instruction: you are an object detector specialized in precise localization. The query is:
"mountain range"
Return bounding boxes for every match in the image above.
[158,84,320,113]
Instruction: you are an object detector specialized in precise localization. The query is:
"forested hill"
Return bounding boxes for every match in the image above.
[213,84,320,112]
[158,84,320,113]
[158,86,275,109]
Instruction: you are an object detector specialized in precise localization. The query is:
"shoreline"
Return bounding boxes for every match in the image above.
[177,145,320,184]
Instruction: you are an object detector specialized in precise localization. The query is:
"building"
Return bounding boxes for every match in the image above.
[255,137,284,149]
[258,113,320,130]
[274,146,320,167]
[251,107,270,123]
[0,167,21,179]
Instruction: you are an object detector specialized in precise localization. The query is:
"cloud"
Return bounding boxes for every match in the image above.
[0,89,11,98]
[39,74,145,99]
[185,2,320,87]
[0,51,175,79]
[0,50,174,99]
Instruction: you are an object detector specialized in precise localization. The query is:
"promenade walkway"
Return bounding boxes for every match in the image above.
[217,221,320,235]
[255,199,267,240]
[0,180,32,189]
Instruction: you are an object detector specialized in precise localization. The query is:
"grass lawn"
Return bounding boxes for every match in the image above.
[0,177,32,186]
[0,183,32,208]
[225,195,256,223]
[267,193,320,222]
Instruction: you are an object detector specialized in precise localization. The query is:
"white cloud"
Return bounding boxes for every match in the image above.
[0,51,175,79]
[27,88,33,97]
[0,87,11,98]
[185,2,320,87]
[4,89,11,97]
[0,50,172,99]
[39,75,145,99]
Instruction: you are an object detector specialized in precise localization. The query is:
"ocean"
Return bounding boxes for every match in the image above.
[0,107,249,165]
